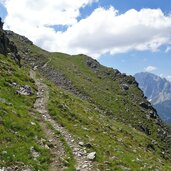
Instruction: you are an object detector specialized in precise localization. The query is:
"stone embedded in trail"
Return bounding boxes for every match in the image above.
[78,141,84,146]
[44,144,50,149]
[87,152,96,160]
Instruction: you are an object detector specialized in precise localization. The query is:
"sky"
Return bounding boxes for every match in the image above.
[0,0,171,80]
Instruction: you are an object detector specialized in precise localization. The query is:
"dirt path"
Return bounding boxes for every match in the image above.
[30,70,65,171]
[40,121,65,171]
[30,70,94,171]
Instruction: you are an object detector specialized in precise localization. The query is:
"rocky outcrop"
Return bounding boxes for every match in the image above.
[0,18,21,66]
[0,27,8,55]
[0,18,3,29]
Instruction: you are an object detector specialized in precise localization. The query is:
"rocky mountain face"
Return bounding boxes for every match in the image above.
[0,18,21,67]
[134,72,171,123]
[1,23,171,170]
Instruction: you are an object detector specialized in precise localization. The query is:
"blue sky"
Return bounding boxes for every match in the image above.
[0,0,171,79]
[80,0,171,16]
[97,0,171,78]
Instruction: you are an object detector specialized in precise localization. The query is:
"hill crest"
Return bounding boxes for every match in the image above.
[1,25,171,170]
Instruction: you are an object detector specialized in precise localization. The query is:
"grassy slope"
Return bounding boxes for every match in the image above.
[6,31,171,170]
[0,54,50,170]
[46,53,164,141]
[47,79,171,170]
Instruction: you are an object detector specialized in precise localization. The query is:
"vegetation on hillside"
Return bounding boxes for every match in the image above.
[0,30,170,170]
[0,54,50,170]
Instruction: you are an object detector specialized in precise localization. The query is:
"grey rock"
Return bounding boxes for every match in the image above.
[76,167,81,171]
[33,66,38,71]
[87,152,96,160]
[12,82,17,86]
[86,59,99,69]
[30,146,40,159]
[117,138,123,142]
[1,151,7,155]
[44,144,50,150]
[122,83,129,90]
[149,111,157,119]
[82,164,88,169]
[17,85,33,96]
[78,141,84,146]
[120,165,131,171]
[0,97,7,104]
[139,102,150,109]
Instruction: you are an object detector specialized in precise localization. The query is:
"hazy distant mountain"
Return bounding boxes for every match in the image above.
[134,72,171,123]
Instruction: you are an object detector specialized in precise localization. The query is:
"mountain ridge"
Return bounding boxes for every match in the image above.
[134,72,171,123]
[1,25,171,170]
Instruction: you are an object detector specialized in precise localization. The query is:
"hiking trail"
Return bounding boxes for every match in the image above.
[30,70,94,171]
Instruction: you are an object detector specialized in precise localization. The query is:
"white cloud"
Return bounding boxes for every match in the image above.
[166,76,171,82]
[165,46,171,53]
[3,0,97,26]
[144,66,157,72]
[2,1,171,58]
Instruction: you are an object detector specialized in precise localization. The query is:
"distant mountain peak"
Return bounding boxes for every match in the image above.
[135,72,171,123]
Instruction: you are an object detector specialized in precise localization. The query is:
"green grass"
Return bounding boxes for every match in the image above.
[45,79,171,170]
[6,31,171,170]
[40,53,165,145]
[0,54,50,170]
